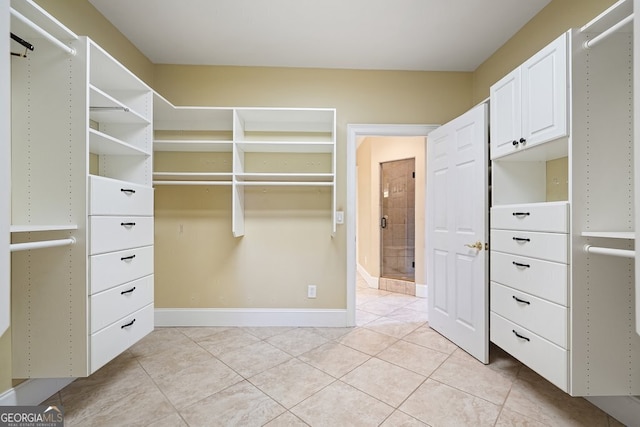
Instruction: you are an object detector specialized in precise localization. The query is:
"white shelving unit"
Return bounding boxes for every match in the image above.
[153,94,337,237]
[9,0,153,378]
[489,0,640,396]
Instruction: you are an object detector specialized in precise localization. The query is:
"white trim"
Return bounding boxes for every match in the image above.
[415,283,428,298]
[155,308,349,327]
[0,378,74,406]
[586,396,640,427]
[356,263,379,289]
[347,124,438,327]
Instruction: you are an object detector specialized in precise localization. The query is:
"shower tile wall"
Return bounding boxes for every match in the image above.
[381,158,415,281]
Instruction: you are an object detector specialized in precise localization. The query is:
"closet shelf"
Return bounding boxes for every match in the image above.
[89,85,150,125]
[236,181,334,187]
[153,140,233,152]
[153,180,232,186]
[235,173,333,182]
[235,141,334,153]
[581,231,635,239]
[153,172,232,181]
[90,129,150,156]
[10,224,78,233]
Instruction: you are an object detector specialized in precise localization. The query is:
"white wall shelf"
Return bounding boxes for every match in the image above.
[10,224,78,233]
[581,231,635,239]
[154,140,233,152]
[89,129,150,156]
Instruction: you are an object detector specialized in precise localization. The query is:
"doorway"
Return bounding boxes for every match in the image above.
[380,158,415,282]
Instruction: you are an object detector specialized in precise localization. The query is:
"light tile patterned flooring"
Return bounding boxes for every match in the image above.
[43,276,624,426]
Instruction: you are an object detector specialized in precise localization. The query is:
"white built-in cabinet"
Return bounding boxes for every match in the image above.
[153,93,337,236]
[490,34,568,160]
[490,0,640,396]
[9,0,153,378]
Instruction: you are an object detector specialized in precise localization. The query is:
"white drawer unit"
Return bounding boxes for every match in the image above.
[491,202,569,233]
[490,282,567,347]
[90,216,154,255]
[90,175,154,216]
[490,251,567,305]
[90,245,154,294]
[90,303,154,372]
[490,312,568,391]
[91,275,154,332]
[490,229,568,263]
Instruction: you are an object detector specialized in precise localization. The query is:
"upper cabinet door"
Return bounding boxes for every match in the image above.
[490,68,521,159]
[521,33,568,148]
[490,32,568,160]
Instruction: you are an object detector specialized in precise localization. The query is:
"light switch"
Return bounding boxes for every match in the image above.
[335,211,344,224]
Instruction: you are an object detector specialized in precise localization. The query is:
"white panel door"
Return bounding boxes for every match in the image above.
[426,103,489,363]
[490,68,521,159]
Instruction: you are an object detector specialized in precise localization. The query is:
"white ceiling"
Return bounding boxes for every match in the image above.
[88,0,551,72]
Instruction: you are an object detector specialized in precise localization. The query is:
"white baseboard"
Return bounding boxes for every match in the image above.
[587,395,640,427]
[415,283,428,298]
[357,264,379,289]
[155,308,349,327]
[0,377,74,406]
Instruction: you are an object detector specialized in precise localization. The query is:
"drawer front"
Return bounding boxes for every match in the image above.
[90,216,154,255]
[91,275,154,333]
[90,246,154,294]
[491,229,568,263]
[491,202,569,233]
[490,251,567,305]
[90,303,154,373]
[90,176,153,216]
[490,282,567,348]
[490,312,567,392]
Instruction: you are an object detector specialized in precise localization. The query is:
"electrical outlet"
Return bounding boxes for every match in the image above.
[307,285,317,298]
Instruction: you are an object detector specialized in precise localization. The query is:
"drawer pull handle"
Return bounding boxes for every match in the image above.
[512,237,530,242]
[512,261,530,268]
[512,330,530,342]
[512,295,531,305]
[120,188,136,194]
[121,319,136,329]
[512,212,530,217]
[120,254,136,261]
[120,222,136,227]
[121,287,136,295]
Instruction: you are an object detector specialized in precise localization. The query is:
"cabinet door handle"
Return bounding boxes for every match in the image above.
[121,319,136,329]
[519,138,526,144]
[120,188,136,194]
[512,140,518,146]
[121,286,136,295]
[512,295,531,305]
[120,222,136,227]
[512,330,530,341]
[512,261,530,268]
[120,254,136,261]
[512,212,530,217]
[381,217,387,229]
[512,237,531,242]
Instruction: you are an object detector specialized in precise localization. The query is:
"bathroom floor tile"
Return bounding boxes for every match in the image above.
[298,341,370,378]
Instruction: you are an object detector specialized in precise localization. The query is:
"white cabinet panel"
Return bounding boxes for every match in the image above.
[490,69,521,159]
[90,245,154,294]
[491,202,569,233]
[90,275,154,333]
[90,176,153,216]
[90,216,153,255]
[491,312,568,391]
[491,229,568,263]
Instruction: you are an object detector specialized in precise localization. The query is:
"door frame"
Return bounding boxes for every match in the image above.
[346,124,438,326]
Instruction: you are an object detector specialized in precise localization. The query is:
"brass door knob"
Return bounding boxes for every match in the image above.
[465,241,483,250]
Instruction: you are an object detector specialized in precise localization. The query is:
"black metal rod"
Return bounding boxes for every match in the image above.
[11,33,34,51]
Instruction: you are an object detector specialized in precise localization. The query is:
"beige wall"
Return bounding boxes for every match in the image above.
[472,0,617,103]
[357,137,426,286]
[1,0,617,395]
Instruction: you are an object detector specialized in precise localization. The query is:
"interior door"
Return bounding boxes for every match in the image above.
[426,103,489,363]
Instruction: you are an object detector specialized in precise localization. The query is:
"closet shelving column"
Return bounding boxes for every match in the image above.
[86,39,154,373]
[231,108,337,237]
[1,1,9,336]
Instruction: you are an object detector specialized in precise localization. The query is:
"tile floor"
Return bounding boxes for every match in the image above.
[43,276,625,426]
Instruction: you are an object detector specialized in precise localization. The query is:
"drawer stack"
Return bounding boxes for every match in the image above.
[489,201,569,390]
[88,176,154,373]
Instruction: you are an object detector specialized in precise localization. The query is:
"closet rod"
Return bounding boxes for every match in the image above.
[583,13,634,49]
[583,244,635,259]
[10,237,76,252]
[10,8,76,56]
